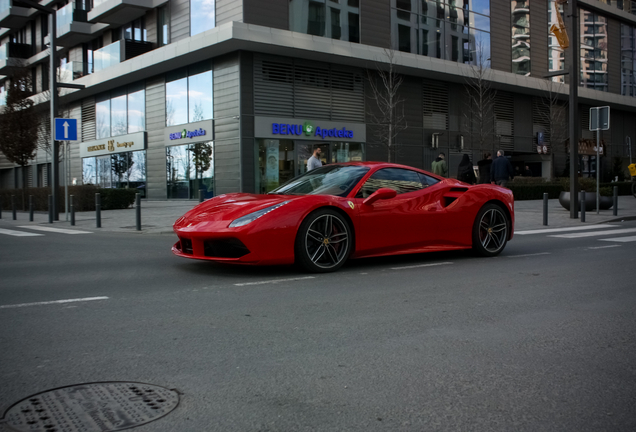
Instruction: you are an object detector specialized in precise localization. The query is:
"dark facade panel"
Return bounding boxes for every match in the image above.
[490,0,511,73]
[146,76,168,199]
[608,17,621,95]
[243,0,288,30]
[530,0,548,78]
[514,95,534,153]
[360,0,390,49]
[170,0,190,43]
[240,52,255,193]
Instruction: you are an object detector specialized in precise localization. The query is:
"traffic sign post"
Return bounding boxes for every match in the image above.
[589,106,610,215]
[54,118,78,141]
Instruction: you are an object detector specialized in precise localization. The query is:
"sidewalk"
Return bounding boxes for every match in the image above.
[2,196,636,235]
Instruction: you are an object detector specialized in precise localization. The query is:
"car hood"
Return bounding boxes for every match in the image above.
[176,193,301,225]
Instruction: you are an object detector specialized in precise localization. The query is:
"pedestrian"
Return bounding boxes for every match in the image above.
[457,154,476,184]
[477,152,493,184]
[307,147,323,171]
[490,150,515,187]
[523,165,533,177]
[431,152,448,177]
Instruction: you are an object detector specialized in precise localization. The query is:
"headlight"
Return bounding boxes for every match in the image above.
[228,201,290,228]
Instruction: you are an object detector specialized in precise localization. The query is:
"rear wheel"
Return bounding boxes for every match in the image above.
[295,209,352,273]
[472,204,509,257]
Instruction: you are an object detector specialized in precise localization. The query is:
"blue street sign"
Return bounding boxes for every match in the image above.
[54,118,78,141]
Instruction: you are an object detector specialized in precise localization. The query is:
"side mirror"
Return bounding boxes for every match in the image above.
[363,187,397,205]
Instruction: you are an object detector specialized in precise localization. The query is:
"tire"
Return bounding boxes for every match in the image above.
[295,208,352,273]
[472,203,509,257]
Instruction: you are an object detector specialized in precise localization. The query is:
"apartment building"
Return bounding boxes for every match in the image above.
[0,0,635,198]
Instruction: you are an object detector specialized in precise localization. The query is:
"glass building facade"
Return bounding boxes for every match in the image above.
[289,0,360,42]
[621,23,636,96]
[580,9,608,91]
[512,0,530,76]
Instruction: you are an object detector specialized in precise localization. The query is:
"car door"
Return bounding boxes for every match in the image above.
[351,168,437,256]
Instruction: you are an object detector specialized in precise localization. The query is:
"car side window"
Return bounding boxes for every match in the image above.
[356,168,425,198]
[419,173,439,186]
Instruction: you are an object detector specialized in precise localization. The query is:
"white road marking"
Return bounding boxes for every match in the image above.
[506,252,551,258]
[587,245,622,249]
[550,228,636,239]
[18,226,92,234]
[598,235,636,243]
[0,228,44,237]
[234,276,315,286]
[0,296,109,309]
[515,225,617,235]
[391,262,453,270]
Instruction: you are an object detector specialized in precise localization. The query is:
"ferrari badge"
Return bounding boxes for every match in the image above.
[348,201,355,209]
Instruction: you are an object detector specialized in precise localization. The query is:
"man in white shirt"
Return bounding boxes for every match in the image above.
[307,147,323,171]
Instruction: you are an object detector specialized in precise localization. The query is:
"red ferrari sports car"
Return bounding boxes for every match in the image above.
[172,162,514,272]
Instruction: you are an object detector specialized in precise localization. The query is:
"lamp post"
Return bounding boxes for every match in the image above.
[568,0,579,219]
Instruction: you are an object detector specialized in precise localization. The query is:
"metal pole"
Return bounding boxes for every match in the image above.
[29,195,33,222]
[596,130,600,215]
[613,186,618,217]
[64,141,69,221]
[0,196,2,219]
[543,193,549,226]
[49,13,59,221]
[199,189,204,203]
[135,193,141,231]
[95,193,101,228]
[70,194,75,226]
[11,195,16,220]
[580,191,586,223]
[48,195,53,223]
[569,0,580,219]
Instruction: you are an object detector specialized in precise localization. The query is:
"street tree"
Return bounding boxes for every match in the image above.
[540,79,568,180]
[367,49,407,163]
[0,68,39,208]
[188,142,212,195]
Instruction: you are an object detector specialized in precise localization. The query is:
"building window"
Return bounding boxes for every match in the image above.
[289,0,360,43]
[580,10,608,92]
[165,64,213,126]
[96,85,146,139]
[548,0,565,82]
[166,143,214,199]
[621,23,636,96]
[123,18,147,42]
[512,0,530,76]
[391,0,491,66]
[191,0,215,36]
[158,5,170,46]
[83,150,147,195]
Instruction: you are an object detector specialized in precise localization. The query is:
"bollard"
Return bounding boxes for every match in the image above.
[48,195,53,224]
[543,193,548,226]
[70,195,75,226]
[580,191,586,223]
[135,193,141,231]
[11,195,16,220]
[199,189,205,203]
[29,195,33,222]
[613,186,618,217]
[95,193,101,228]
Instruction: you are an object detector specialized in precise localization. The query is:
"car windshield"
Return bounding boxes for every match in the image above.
[269,165,370,197]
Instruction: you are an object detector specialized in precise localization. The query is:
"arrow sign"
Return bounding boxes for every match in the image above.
[54,118,78,141]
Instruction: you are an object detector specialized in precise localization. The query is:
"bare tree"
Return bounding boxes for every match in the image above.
[540,79,568,180]
[367,49,408,163]
[463,39,496,154]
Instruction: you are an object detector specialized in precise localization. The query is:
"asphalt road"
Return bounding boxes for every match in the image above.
[0,221,635,431]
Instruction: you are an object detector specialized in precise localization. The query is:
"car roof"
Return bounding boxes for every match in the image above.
[327,161,444,181]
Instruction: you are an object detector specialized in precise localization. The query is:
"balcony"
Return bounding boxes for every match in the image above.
[56,2,108,48]
[0,41,32,74]
[93,39,153,73]
[88,0,167,26]
[58,61,86,83]
[0,0,38,29]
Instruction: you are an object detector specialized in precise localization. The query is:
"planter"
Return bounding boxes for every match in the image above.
[558,191,613,211]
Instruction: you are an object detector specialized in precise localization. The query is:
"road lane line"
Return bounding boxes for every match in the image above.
[587,245,622,249]
[506,252,551,258]
[598,235,636,243]
[0,296,109,309]
[0,228,44,237]
[550,228,636,239]
[18,226,92,234]
[391,262,453,270]
[234,276,315,286]
[515,225,616,235]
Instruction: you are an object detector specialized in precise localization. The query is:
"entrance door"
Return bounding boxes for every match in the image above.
[296,142,330,177]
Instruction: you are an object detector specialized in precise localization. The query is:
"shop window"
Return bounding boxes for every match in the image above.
[166,143,214,199]
[96,86,146,139]
[82,150,147,195]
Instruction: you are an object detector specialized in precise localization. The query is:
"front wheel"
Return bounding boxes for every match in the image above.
[472,204,509,257]
[295,209,352,273]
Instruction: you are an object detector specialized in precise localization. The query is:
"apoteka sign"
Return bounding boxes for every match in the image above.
[272,122,354,139]
[169,128,207,141]
[254,116,366,143]
[80,132,147,158]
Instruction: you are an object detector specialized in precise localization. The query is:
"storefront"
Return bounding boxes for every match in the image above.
[80,132,147,195]
[253,116,367,193]
[164,120,214,199]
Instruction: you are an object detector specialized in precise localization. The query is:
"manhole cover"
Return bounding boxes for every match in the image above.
[1,382,180,432]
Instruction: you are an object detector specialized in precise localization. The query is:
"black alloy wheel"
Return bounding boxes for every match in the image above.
[296,208,352,273]
[472,203,509,257]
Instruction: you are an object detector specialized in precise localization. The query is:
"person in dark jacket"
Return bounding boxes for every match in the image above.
[477,152,492,184]
[457,154,476,184]
[490,150,515,187]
